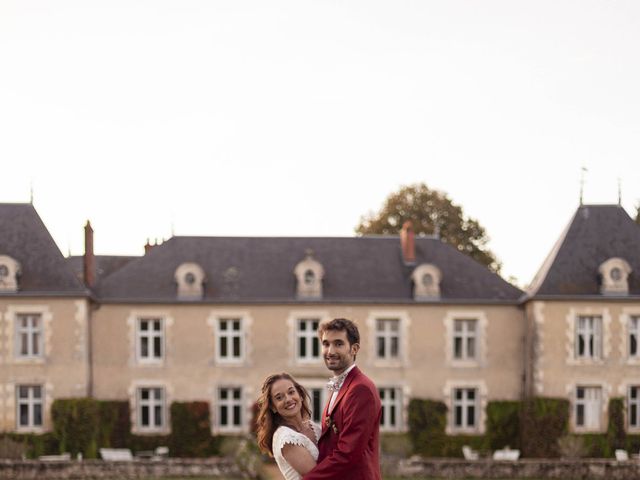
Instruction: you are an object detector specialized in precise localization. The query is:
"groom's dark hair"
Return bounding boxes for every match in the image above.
[319,318,360,346]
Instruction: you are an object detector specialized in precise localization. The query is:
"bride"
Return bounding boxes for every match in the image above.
[257,373,321,479]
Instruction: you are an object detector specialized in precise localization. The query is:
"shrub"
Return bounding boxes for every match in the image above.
[170,401,217,457]
[407,399,447,456]
[607,397,626,455]
[0,437,27,459]
[557,435,587,458]
[520,397,569,458]
[485,401,520,451]
[97,400,131,448]
[51,398,100,458]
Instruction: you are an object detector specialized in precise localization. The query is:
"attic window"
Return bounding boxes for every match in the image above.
[294,250,324,300]
[174,263,206,300]
[0,255,21,292]
[598,257,632,296]
[412,263,442,301]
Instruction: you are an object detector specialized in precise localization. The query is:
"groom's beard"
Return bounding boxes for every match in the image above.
[324,354,353,373]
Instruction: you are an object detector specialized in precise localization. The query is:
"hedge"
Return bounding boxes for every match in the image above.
[520,397,570,458]
[169,401,219,457]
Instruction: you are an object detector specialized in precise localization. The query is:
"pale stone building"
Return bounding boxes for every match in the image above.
[524,204,640,434]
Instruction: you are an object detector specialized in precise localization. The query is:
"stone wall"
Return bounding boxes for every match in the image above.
[0,458,249,479]
[395,457,640,479]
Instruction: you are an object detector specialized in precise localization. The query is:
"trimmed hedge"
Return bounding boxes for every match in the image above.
[408,398,448,456]
[520,397,570,458]
[51,398,100,458]
[170,401,219,457]
[0,433,59,459]
[97,400,131,448]
[485,400,520,451]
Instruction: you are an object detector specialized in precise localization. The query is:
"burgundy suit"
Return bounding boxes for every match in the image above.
[303,366,382,480]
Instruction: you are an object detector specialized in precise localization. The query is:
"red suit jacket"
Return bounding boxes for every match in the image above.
[303,366,382,480]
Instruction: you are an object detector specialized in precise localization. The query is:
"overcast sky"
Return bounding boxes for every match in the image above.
[1,1,639,287]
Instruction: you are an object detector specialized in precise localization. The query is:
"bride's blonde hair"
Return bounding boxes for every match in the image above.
[256,372,312,456]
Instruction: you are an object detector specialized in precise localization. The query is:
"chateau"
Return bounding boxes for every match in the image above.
[1,203,638,437]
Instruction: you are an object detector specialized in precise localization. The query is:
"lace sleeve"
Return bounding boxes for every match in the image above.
[273,427,308,454]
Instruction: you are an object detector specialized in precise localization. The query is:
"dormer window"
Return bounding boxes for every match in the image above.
[412,263,442,300]
[294,250,324,299]
[598,257,632,296]
[174,263,206,300]
[0,255,21,292]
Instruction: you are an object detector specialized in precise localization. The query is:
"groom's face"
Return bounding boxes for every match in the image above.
[321,329,360,375]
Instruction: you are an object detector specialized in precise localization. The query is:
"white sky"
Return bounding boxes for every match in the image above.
[1,1,639,287]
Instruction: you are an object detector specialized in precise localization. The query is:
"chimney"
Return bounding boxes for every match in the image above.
[400,220,415,264]
[83,221,95,288]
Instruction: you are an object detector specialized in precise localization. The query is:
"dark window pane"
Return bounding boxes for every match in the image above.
[220,406,228,426]
[33,387,41,398]
[21,333,28,355]
[578,335,585,355]
[141,389,149,400]
[233,389,241,399]
[220,320,227,331]
[299,337,306,357]
[299,321,306,332]
[455,406,462,426]
[312,390,321,423]
[380,406,385,425]
[454,338,462,358]
[233,320,240,331]
[577,387,585,399]
[154,406,162,426]
[20,404,29,426]
[220,337,227,357]
[390,389,396,400]
[142,406,149,426]
[377,338,385,357]
[312,338,319,357]
[577,405,584,426]
[233,406,241,425]
[467,406,475,426]
[154,388,162,400]
[468,389,475,400]
[379,389,385,400]
[632,387,638,399]
[312,320,319,330]
[19,386,28,398]
[141,337,148,357]
[631,334,637,356]
[153,337,162,357]
[631,404,638,427]
[233,337,240,357]
[467,338,475,357]
[220,389,228,400]
[33,404,42,426]
[140,320,148,331]
[455,389,462,400]
[153,320,161,331]
[390,405,396,426]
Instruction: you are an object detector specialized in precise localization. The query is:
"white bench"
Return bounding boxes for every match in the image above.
[462,445,479,460]
[99,448,133,461]
[38,453,71,462]
[493,447,520,461]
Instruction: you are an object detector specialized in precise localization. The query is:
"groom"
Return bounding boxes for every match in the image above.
[303,318,382,480]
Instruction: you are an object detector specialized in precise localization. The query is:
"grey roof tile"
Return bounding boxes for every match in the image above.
[0,204,86,295]
[97,235,522,303]
[529,204,640,297]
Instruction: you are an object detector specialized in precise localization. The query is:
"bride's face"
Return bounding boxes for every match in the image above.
[270,379,302,420]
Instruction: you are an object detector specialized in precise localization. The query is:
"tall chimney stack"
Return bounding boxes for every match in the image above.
[400,220,416,264]
[83,221,95,288]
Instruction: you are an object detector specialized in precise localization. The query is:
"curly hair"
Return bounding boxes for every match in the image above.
[256,372,312,456]
[317,317,360,346]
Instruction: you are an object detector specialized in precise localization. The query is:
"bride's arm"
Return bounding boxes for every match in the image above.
[281,443,317,476]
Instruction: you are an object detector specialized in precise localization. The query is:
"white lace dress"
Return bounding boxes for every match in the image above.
[272,422,321,480]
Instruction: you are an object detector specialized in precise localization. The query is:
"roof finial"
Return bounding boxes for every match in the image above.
[617,177,622,206]
[579,166,588,205]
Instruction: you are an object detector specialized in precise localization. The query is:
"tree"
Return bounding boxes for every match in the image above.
[356,183,501,272]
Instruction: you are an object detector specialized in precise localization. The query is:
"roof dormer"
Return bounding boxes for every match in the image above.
[175,262,206,300]
[294,249,324,299]
[411,263,441,300]
[0,255,21,292]
[598,257,632,296]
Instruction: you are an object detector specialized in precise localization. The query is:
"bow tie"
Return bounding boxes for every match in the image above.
[326,371,349,393]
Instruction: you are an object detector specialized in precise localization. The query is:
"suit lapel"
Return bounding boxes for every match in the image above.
[328,366,359,415]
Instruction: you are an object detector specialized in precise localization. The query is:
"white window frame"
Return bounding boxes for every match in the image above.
[453,319,477,361]
[629,386,640,430]
[15,313,43,359]
[574,385,602,431]
[375,318,401,360]
[379,387,402,432]
[452,387,479,432]
[366,311,410,367]
[575,316,602,360]
[216,318,244,363]
[16,385,44,431]
[444,311,487,368]
[296,318,321,362]
[216,386,244,433]
[137,386,166,432]
[136,317,164,363]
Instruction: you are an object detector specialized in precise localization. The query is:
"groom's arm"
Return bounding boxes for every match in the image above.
[303,383,379,479]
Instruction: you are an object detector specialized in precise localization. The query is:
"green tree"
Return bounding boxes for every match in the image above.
[356,183,501,272]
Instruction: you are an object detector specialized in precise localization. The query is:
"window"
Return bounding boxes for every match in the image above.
[575,315,602,359]
[137,318,163,362]
[217,318,243,361]
[376,318,400,359]
[17,385,43,429]
[453,319,477,360]
[379,388,402,431]
[630,316,640,358]
[218,387,243,431]
[575,386,601,430]
[296,318,320,361]
[453,388,477,430]
[630,387,640,429]
[16,313,43,358]
[137,387,165,431]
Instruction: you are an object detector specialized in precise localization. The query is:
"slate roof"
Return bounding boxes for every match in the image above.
[97,235,522,303]
[0,204,86,295]
[67,255,139,285]
[528,204,640,297]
